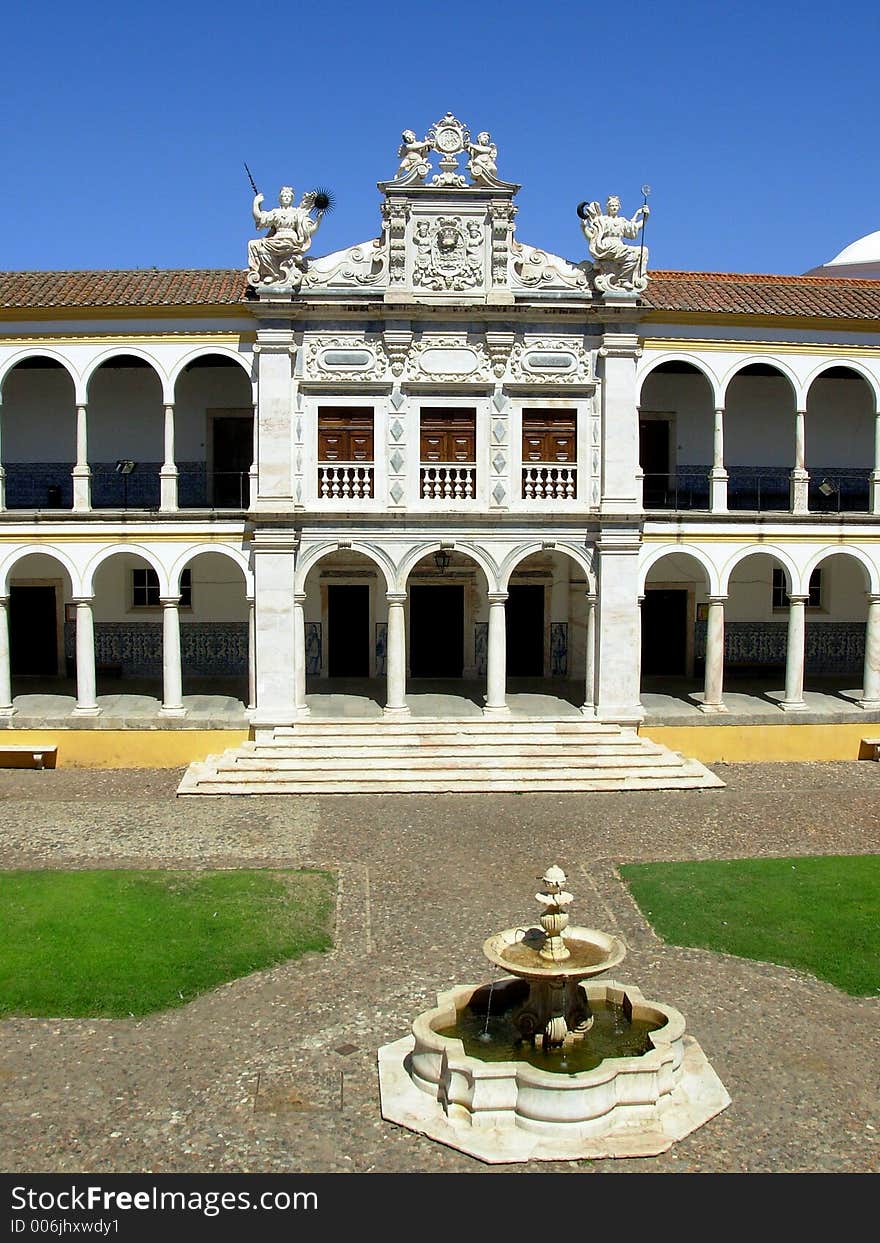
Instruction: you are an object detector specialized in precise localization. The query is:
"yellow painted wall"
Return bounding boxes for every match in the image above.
[0,730,249,768]
[642,723,879,762]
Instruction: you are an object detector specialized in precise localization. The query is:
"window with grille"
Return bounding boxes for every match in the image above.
[772,567,821,610]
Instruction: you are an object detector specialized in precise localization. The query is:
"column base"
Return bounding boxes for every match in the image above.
[159,705,188,718]
[295,704,312,719]
[697,701,729,714]
[483,704,511,718]
[72,705,101,717]
[580,703,596,718]
[778,699,808,713]
[0,705,16,718]
[595,707,646,727]
[383,705,411,719]
[790,470,809,514]
[857,698,880,710]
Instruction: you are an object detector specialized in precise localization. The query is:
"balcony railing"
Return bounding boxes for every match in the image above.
[641,472,710,511]
[318,463,374,499]
[177,470,250,509]
[522,465,577,500]
[420,464,476,500]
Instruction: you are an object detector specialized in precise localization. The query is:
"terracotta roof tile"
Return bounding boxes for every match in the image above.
[0,266,878,320]
[0,269,249,309]
[643,270,880,319]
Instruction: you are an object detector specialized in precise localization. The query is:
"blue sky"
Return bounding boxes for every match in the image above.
[3,0,878,275]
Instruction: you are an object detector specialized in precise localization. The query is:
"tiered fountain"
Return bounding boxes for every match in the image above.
[379,865,730,1162]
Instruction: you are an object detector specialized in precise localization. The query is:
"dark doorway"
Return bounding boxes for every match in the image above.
[409,585,464,677]
[10,585,58,675]
[212,416,252,507]
[506,584,544,676]
[641,589,688,676]
[639,419,671,507]
[328,585,370,677]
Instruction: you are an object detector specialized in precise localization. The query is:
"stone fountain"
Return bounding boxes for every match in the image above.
[378,865,730,1162]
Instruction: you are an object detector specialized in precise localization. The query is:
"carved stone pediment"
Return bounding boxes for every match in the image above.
[509,240,590,294]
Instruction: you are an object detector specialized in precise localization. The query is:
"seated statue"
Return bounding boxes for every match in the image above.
[395,130,431,180]
[468,132,498,183]
[579,195,650,294]
[247,187,325,289]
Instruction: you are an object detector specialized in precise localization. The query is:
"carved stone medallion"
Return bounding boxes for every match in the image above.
[412,216,484,291]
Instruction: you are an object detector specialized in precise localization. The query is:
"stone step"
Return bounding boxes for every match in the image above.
[180,771,723,795]
[217,751,683,774]
[267,718,621,737]
[242,740,661,758]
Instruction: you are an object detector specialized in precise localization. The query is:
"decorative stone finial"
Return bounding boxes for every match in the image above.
[577,195,650,294]
[535,864,573,961]
[388,114,511,190]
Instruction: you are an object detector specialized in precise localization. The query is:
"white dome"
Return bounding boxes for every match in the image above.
[806,229,880,277]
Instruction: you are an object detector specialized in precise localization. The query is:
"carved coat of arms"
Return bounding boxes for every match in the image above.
[412,216,484,291]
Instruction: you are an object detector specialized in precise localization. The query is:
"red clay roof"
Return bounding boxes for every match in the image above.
[0,269,249,309]
[644,270,880,318]
[0,266,878,319]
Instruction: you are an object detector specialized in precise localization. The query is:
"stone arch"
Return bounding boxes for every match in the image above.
[82,544,170,597]
[169,346,254,397]
[637,353,723,406]
[397,541,498,593]
[803,359,880,408]
[639,545,720,595]
[0,348,81,401]
[499,542,596,592]
[1,545,81,596]
[295,540,395,594]
[720,545,802,595]
[802,546,878,595]
[169,544,251,595]
[82,347,170,402]
[720,355,801,405]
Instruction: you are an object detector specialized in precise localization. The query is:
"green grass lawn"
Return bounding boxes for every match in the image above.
[0,868,335,1018]
[619,855,880,997]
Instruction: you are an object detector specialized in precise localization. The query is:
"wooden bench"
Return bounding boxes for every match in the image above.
[860,738,880,761]
[0,745,58,770]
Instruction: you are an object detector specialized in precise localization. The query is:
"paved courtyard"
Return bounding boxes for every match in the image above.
[0,762,878,1174]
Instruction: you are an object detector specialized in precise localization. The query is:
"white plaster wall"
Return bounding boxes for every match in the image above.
[726,553,867,622]
[6,552,73,591]
[805,377,874,466]
[721,375,794,467]
[639,372,713,464]
[87,366,165,460]
[175,366,254,460]
[90,552,246,622]
[1,368,76,460]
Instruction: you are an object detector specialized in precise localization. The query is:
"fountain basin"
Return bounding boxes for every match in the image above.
[378,977,731,1163]
[483,924,627,977]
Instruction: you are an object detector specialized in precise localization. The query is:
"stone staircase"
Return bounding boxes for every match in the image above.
[177,718,724,795]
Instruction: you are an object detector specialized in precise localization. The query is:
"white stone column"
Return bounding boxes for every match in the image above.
[594,531,644,725]
[72,404,92,512]
[248,404,258,506]
[159,404,178,512]
[699,595,728,713]
[251,541,297,733]
[247,597,256,711]
[598,332,642,513]
[484,591,510,716]
[384,592,410,717]
[0,597,14,716]
[709,407,728,512]
[159,596,186,716]
[581,591,597,716]
[293,591,310,718]
[254,339,295,507]
[858,593,880,709]
[780,594,808,711]
[72,598,100,715]
[790,408,809,513]
[870,408,880,515]
[0,401,5,511]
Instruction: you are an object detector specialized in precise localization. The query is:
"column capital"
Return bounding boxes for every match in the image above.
[584,591,597,605]
[787,594,810,605]
[487,591,508,604]
[163,401,175,411]
[867,594,880,606]
[70,596,95,607]
[293,591,308,605]
[707,594,728,605]
[386,591,407,604]
[714,405,725,415]
[159,596,181,608]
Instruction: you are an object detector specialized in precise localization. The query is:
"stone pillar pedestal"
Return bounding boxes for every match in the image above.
[160,404,178,512]
[699,595,728,713]
[72,598,100,715]
[384,592,410,717]
[790,409,809,513]
[709,407,727,513]
[858,594,880,709]
[0,597,15,716]
[581,592,597,716]
[594,531,644,725]
[293,592,310,718]
[159,597,187,716]
[72,405,92,512]
[780,595,809,711]
[484,591,510,717]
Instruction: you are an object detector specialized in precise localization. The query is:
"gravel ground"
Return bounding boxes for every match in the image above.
[0,761,878,1175]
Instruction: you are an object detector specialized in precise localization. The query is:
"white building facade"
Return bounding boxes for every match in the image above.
[2,115,880,751]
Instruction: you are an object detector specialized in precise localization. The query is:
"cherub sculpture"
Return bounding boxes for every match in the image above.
[395,130,431,180]
[247,186,327,288]
[578,195,650,294]
[468,131,498,183]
